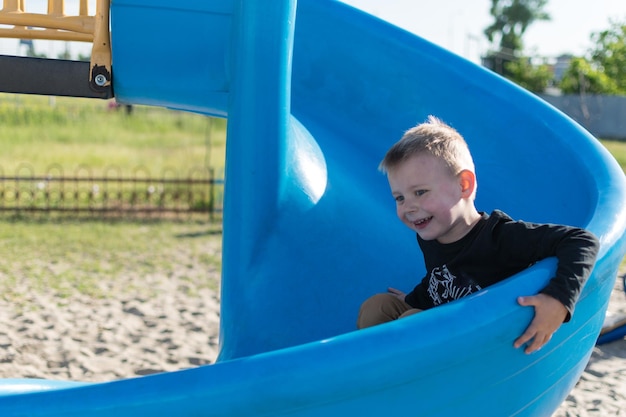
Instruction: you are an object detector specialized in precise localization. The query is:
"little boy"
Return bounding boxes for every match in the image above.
[357,116,600,354]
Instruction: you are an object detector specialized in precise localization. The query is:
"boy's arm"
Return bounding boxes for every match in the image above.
[498,219,600,320]
[537,227,599,321]
[504,225,599,353]
[513,294,567,354]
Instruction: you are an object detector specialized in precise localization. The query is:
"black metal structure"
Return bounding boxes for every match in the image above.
[0,55,113,99]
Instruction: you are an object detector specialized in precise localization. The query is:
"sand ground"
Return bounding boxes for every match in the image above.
[0,246,624,416]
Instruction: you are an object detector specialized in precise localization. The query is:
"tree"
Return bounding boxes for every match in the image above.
[505,57,553,92]
[482,0,550,77]
[559,20,626,95]
[559,57,620,95]
[589,19,626,93]
[484,0,550,55]
[57,50,72,60]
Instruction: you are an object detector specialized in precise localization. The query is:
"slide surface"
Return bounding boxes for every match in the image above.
[0,0,625,416]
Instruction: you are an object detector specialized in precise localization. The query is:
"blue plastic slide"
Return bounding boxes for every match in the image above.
[1,1,625,416]
[597,273,626,344]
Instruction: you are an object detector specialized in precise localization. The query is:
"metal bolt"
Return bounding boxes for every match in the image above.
[94,74,108,86]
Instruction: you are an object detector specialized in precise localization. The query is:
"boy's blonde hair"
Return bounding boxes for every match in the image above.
[379,116,475,176]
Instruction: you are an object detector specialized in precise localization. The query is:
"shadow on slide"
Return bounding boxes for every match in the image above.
[0,0,625,416]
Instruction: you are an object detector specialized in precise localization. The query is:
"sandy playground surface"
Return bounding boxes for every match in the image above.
[0,245,624,416]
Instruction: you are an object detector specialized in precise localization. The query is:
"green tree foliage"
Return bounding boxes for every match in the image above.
[559,20,626,95]
[78,53,91,62]
[483,0,551,84]
[484,0,550,55]
[590,20,626,92]
[559,57,619,94]
[57,50,72,60]
[505,57,553,92]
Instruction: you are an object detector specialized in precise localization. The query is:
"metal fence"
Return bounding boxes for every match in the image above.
[0,164,224,221]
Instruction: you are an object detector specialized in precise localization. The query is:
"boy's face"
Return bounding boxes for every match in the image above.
[387,153,474,244]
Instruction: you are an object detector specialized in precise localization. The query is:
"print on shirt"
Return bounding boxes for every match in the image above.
[427,265,482,306]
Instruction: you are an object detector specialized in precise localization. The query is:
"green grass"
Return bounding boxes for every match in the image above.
[0,94,226,176]
[600,139,626,173]
[0,220,223,305]
[600,139,626,270]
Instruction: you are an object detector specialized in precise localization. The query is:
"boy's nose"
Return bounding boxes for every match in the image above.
[403,196,419,211]
[404,210,420,222]
[400,203,418,219]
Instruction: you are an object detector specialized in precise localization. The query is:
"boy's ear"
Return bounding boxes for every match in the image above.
[458,169,476,198]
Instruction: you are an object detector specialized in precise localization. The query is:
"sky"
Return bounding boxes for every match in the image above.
[1,0,625,63]
[341,0,626,63]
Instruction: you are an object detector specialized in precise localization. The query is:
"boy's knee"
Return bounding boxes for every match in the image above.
[357,293,409,329]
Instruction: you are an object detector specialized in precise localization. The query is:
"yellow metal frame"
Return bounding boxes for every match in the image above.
[0,0,111,88]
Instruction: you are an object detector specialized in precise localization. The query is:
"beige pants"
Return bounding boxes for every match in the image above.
[356,293,422,329]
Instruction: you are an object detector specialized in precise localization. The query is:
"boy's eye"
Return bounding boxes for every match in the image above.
[394,195,404,203]
[415,189,427,196]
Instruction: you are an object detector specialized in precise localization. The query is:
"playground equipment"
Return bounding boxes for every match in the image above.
[0,0,625,416]
[0,0,111,97]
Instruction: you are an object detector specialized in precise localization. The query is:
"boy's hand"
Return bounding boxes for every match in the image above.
[514,294,568,354]
[387,287,406,301]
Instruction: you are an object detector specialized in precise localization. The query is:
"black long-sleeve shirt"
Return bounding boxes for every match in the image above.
[404,210,600,320]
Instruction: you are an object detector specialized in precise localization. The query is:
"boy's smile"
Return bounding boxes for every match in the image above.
[387,153,480,244]
[406,214,432,229]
